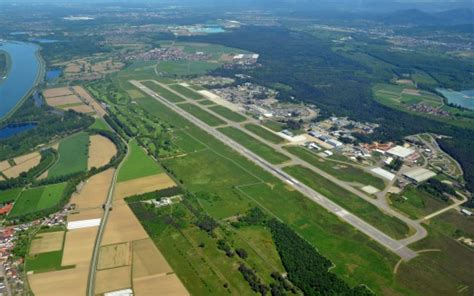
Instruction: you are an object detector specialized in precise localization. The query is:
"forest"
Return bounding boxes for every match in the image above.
[0,51,9,78]
[184,26,474,193]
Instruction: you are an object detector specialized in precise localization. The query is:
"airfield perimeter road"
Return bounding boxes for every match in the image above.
[131,80,418,260]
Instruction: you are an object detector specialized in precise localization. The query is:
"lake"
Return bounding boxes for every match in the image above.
[0,41,42,119]
[437,88,474,110]
[0,122,37,139]
[189,26,225,34]
[46,69,62,81]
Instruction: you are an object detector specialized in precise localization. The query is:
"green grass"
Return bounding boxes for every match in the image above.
[197,99,215,106]
[141,81,185,103]
[117,139,163,182]
[26,250,70,273]
[169,84,204,100]
[218,127,290,165]
[172,129,207,154]
[0,188,22,204]
[179,103,226,127]
[285,146,385,189]
[156,60,220,76]
[208,105,247,123]
[244,123,285,144]
[262,120,283,132]
[9,183,67,217]
[283,165,410,239]
[48,132,89,178]
[389,186,451,219]
[89,118,110,131]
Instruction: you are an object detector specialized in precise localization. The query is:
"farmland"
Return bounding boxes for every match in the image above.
[9,183,67,217]
[0,188,22,204]
[116,140,163,182]
[244,123,285,144]
[285,146,386,190]
[209,105,247,122]
[48,132,89,178]
[218,126,290,165]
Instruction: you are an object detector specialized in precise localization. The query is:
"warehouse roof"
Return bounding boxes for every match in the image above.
[403,167,436,183]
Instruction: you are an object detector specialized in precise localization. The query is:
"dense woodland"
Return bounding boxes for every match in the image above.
[0,51,8,78]
[184,26,474,193]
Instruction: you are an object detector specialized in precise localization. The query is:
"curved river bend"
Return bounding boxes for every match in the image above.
[0,41,42,119]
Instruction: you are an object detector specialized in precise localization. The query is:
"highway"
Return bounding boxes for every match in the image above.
[131,80,418,260]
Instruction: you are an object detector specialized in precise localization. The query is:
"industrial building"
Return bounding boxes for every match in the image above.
[403,167,436,184]
[386,145,415,159]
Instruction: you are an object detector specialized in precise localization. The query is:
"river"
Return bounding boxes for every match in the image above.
[0,41,43,119]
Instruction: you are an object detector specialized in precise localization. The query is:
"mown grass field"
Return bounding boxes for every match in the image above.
[285,146,386,189]
[142,81,185,103]
[117,139,163,182]
[283,165,410,239]
[244,123,285,144]
[26,250,66,273]
[137,95,410,294]
[89,118,110,131]
[197,99,215,106]
[169,84,204,100]
[179,103,226,127]
[388,186,451,219]
[209,105,247,122]
[9,183,67,217]
[0,187,22,204]
[218,127,290,165]
[48,132,89,178]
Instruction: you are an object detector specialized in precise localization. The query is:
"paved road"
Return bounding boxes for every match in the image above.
[152,80,428,248]
[86,137,130,296]
[131,80,418,260]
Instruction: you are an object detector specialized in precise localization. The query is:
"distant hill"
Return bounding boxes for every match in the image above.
[379,8,474,25]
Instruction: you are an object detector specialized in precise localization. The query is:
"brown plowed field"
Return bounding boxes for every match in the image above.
[69,169,114,210]
[88,135,117,170]
[29,231,65,255]
[114,174,176,201]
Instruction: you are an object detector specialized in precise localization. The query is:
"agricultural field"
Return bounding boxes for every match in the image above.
[388,186,451,219]
[9,183,67,218]
[116,140,163,182]
[0,188,22,204]
[178,103,227,127]
[87,134,117,170]
[141,81,185,103]
[244,123,286,144]
[285,146,386,190]
[69,168,114,210]
[373,83,474,129]
[26,229,71,274]
[169,84,204,100]
[208,105,247,122]
[1,151,41,179]
[218,127,290,165]
[48,132,89,178]
[282,165,410,239]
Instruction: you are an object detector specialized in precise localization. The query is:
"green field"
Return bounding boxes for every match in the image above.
[262,120,284,132]
[208,105,247,122]
[26,250,67,273]
[141,81,185,103]
[48,132,89,178]
[179,103,226,127]
[0,188,22,204]
[389,186,451,219]
[285,146,386,189]
[9,183,67,217]
[219,127,290,165]
[157,60,220,76]
[244,123,285,144]
[89,118,110,131]
[283,165,410,239]
[169,84,204,100]
[117,139,163,182]
[197,99,215,106]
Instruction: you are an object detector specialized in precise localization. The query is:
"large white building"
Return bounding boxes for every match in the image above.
[403,167,436,183]
[387,145,415,159]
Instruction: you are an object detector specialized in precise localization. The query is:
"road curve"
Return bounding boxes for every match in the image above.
[131,80,418,261]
